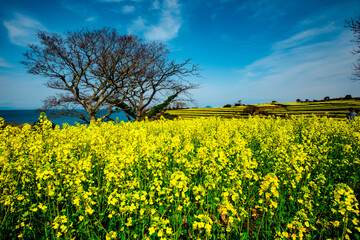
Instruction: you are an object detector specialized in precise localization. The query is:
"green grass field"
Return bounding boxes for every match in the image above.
[166,99,360,120]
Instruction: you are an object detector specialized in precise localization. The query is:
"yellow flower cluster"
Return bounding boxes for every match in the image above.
[0,115,359,239]
[330,183,360,239]
[193,214,213,236]
[258,173,280,212]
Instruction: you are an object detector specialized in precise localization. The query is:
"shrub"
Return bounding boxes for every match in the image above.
[243,105,260,115]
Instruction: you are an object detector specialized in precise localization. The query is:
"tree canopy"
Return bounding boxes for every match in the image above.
[22,28,200,123]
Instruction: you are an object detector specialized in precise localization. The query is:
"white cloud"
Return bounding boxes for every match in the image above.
[122,5,135,13]
[85,17,96,22]
[152,0,160,10]
[191,23,359,107]
[0,57,12,68]
[128,16,147,34]
[273,23,336,50]
[234,27,359,102]
[128,0,182,41]
[237,0,291,22]
[144,13,181,41]
[163,0,180,9]
[3,13,46,47]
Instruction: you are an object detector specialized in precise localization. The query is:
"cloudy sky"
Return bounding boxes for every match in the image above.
[0,0,359,109]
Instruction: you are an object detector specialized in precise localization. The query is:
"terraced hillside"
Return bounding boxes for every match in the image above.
[166,99,360,120]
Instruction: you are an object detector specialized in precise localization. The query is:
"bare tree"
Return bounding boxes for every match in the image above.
[345,16,360,80]
[111,56,199,121]
[22,28,200,123]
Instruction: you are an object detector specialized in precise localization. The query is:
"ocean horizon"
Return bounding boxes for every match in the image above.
[0,109,129,126]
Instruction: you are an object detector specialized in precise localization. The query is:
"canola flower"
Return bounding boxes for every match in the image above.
[0,114,359,239]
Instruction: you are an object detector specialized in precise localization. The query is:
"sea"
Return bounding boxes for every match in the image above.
[0,110,129,126]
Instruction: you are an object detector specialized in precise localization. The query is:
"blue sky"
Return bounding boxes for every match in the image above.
[0,0,360,109]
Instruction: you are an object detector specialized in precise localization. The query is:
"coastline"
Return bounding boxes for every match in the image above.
[0,109,128,126]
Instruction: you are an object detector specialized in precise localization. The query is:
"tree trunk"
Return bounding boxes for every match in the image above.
[87,108,97,123]
[89,115,96,123]
[135,113,142,122]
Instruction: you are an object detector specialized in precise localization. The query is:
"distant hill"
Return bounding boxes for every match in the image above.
[166,99,360,120]
[205,105,212,108]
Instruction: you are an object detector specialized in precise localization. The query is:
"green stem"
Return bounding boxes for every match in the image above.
[0,205,9,227]
[247,206,250,238]
[47,196,55,239]
[256,200,266,240]
[341,212,348,240]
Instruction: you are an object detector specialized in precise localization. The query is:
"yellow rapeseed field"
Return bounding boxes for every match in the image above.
[0,114,359,239]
